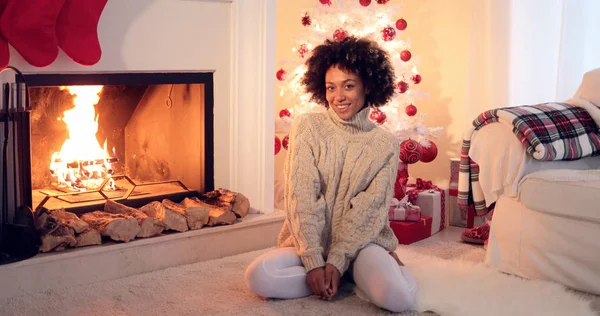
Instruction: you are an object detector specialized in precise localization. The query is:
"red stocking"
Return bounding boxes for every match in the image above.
[0,0,66,68]
[56,0,108,66]
[0,0,9,69]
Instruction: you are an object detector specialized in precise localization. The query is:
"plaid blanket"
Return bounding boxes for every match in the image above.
[457,102,600,216]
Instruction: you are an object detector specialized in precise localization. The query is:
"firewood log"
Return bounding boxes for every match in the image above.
[76,227,102,247]
[80,211,140,242]
[36,210,77,252]
[163,199,210,230]
[187,197,236,226]
[139,201,188,232]
[218,188,250,218]
[50,208,89,233]
[104,200,166,238]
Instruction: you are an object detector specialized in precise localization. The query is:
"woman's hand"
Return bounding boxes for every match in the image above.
[324,263,341,300]
[306,267,328,299]
[389,251,404,266]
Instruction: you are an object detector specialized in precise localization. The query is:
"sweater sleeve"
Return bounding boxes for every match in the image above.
[326,141,399,275]
[284,116,327,272]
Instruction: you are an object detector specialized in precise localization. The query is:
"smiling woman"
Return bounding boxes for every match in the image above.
[245,37,417,313]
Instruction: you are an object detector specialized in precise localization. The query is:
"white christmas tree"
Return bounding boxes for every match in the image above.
[274,0,443,165]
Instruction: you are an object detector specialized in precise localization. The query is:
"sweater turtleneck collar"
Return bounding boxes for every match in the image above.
[326,106,376,134]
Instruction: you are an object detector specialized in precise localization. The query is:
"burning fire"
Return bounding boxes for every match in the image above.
[50,86,117,191]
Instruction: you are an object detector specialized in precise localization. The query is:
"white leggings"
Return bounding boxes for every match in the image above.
[244,244,417,313]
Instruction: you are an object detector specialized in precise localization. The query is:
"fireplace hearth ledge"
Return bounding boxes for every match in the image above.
[0,211,285,300]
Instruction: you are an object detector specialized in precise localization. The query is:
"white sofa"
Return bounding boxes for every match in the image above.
[468,68,600,295]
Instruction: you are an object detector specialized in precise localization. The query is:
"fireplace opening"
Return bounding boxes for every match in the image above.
[23,73,214,214]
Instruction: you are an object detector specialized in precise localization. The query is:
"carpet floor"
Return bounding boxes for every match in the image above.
[1,227,598,316]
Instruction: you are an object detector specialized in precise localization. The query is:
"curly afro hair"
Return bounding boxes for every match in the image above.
[301,36,396,108]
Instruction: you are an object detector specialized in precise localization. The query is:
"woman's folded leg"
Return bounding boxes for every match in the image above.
[245,247,312,299]
[352,244,418,313]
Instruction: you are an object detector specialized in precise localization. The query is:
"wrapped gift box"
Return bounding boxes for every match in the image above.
[388,199,420,222]
[449,158,486,228]
[389,216,432,245]
[448,158,464,227]
[406,182,445,235]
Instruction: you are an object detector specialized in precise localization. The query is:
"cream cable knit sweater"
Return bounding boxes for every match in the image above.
[277,106,400,275]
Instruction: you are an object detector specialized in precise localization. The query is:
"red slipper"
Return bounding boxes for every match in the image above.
[461,223,490,244]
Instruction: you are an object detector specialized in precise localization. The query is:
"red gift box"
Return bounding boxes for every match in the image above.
[389,216,432,245]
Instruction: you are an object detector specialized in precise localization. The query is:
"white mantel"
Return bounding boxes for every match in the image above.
[5,0,276,214]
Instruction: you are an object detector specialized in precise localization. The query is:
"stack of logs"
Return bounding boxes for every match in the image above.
[36,188,250,252]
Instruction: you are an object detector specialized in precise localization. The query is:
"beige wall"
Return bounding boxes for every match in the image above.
[275,0,473,188]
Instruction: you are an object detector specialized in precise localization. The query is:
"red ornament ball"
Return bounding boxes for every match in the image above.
[381,26,396,42]
[320,0,332,5]
[359,0,371,6]
[369,108,387,125]
[400,50,412,62]
[420,141,438,163]
[275,136,281,155]
[400,139,423,164]
[298,44,309,58]
[334,28,349,42]
[376,0,390,4]
[276,68,287,81]
[301,13,312,26]
[279,108,291,118]
[282,135,290,150]
[412,74,422,84]
[397,81,409,93]
[396,18,407,30]
[405,104,417,116]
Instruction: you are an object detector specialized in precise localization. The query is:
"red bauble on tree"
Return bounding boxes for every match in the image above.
[279,108,291,118]
[320,0,332,5]
[405,104,417,116]
[301,13,311,26]
[412,74,422,84]
[396,18,407,31]
[275,136,281,155]
[276,68,287,81]
[400,139,423,164]
[282,135,290,150]
[376,0,390,4]
[369,108,387,125]
[297,44,309,58]
[334,28,349,41]
[400,50,412,62]
[359,0,371,6]
[397,81,409,93]
[381,26,396,42]
[420,141,438,163]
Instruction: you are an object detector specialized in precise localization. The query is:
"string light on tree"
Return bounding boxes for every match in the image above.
[274,0,442,166]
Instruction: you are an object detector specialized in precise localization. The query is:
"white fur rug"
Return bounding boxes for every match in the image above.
[402,248,595,316]
[0,240,596,316]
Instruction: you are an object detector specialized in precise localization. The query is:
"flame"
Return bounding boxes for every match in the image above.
[50,86,116,191]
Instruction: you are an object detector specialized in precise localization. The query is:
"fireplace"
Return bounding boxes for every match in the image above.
[0,0,278,299]
[23,72,215,214]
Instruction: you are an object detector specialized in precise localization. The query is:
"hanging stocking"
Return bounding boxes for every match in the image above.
[56,0,108,66]
[0,0,8,69]
[0,0,66,68]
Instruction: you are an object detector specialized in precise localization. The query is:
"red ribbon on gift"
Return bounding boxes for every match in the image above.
[407,178,446,232]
